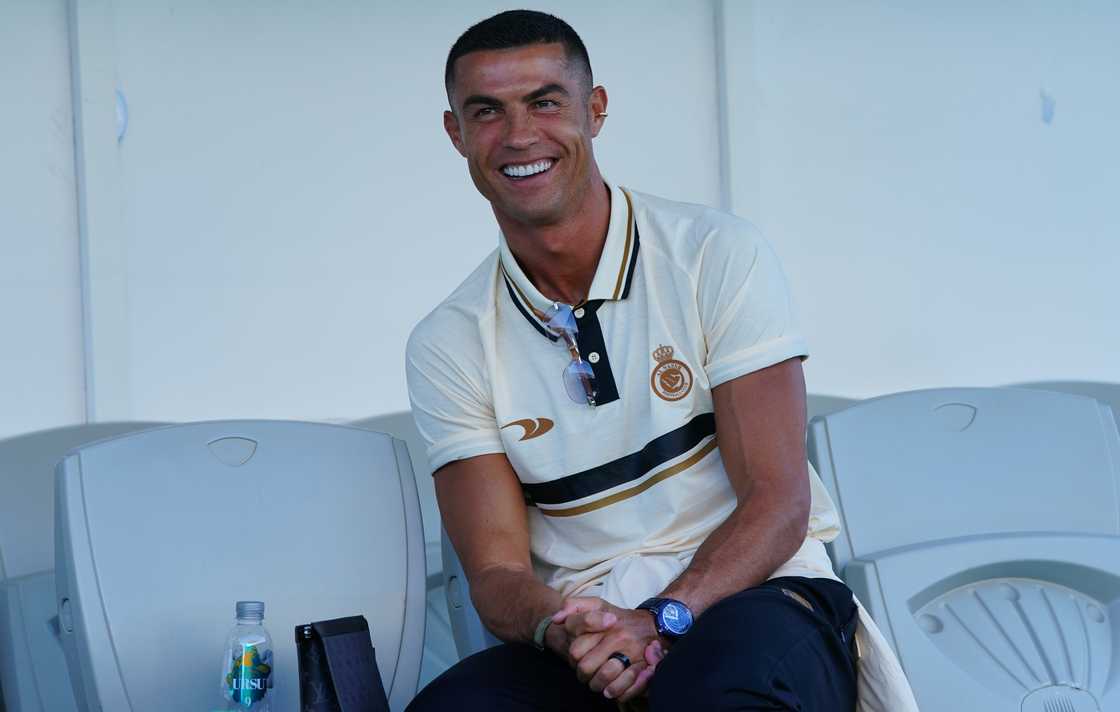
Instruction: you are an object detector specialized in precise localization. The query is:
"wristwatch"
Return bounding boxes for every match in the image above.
[637,597,694,640]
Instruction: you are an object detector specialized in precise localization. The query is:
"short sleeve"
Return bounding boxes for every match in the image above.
[698,220,809,388]
[405,311,504,473]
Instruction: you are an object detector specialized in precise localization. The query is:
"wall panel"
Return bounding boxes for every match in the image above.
[0,0,85,440]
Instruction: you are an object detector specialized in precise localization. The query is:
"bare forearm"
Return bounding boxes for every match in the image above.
[470,564,564,644]
[661,493,808,616]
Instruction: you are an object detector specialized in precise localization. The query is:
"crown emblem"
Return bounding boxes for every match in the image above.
[650,344,693,401]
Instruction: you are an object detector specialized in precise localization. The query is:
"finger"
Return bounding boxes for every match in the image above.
[567,631,603,666]
[587,657,626,693]
[617,665,657,703]
[602,661,644,699]
[563,610,617,638]
[575,637,622,684]
[552,596,604,623]
[644,639,666,666]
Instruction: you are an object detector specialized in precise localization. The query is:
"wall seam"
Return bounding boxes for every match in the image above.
[713,0,732,213]
[67,0,96,423]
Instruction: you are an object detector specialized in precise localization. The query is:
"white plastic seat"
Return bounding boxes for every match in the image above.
[53,420,426,712]
[0,422,165,712]
[807,387,1120,712]
[1012,381,1120,430]
[348,412,459,687]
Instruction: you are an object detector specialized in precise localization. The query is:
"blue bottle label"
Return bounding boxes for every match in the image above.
[225,644,272,707]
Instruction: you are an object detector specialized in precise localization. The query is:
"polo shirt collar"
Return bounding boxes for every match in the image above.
[499,183,639,327]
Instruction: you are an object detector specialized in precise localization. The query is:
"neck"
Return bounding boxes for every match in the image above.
[497,178,612,305]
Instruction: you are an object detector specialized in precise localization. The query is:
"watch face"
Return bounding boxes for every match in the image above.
[660,601,693,636]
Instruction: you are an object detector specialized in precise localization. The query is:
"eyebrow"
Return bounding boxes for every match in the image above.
[523,83,569,102]
[460,83,570,111]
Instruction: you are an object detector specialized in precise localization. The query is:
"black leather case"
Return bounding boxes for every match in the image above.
[295,615,390,712]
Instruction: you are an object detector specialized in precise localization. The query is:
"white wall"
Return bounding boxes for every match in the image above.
[0,0,85,441]
[3,1,1117,441]
[722,1,1119,398]
[87,0,721,425]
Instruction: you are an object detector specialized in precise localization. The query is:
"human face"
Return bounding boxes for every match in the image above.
[444,43,607,227]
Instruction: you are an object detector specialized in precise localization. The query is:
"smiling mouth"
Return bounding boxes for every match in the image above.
[500,159,555,180]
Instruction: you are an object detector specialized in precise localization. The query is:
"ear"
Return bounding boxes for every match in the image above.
[444,110,467,158]
[589,85,608,138]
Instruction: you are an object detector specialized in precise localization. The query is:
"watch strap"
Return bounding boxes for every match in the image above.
[637,597,669,613]
[532,614,553,651]
[636,597,692,640]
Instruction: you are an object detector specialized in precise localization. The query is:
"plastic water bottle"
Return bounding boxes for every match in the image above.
[220,601,274,710]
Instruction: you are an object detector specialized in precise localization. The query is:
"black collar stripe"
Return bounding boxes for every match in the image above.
[503,273,555,341]
[501,187,639,338]
[620,222,640,299]
[522,412,716,505]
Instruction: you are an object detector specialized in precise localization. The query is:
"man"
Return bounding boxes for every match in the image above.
[405,10,917,711]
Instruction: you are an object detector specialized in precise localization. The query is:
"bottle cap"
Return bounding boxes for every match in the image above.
[236,600,265,622]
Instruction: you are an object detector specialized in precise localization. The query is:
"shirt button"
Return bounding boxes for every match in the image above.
[588,352,600,364]
[574,308,585,319]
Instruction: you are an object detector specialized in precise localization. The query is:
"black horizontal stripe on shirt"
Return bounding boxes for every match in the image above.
[522,412,716,506]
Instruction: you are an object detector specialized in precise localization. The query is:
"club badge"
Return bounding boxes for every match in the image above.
[650,345,693,401]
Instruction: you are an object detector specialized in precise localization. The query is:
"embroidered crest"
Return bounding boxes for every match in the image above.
[650,345,693,401]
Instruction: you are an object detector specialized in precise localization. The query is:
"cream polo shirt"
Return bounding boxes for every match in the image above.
[406,183,841,601]
[406,184,920,711]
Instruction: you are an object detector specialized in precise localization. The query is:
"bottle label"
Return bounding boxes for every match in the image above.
[225,643,272,708]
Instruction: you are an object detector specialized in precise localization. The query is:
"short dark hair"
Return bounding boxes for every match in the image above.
[445,10,593,100]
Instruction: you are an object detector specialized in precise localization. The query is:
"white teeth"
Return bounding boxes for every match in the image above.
[502,159,553,178]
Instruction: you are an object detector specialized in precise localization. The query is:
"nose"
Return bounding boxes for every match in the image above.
[503,109,538,150]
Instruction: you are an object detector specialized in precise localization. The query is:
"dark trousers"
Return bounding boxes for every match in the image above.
[407,576,859,711]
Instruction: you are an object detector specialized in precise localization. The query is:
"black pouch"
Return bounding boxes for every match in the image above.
[295,615,390,712]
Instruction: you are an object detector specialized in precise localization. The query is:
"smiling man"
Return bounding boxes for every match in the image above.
[405,10,917,712]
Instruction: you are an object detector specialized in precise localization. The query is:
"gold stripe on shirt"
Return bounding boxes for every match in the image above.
[611,189,636,300]
[538,437,717,518]
[501,262,547,318]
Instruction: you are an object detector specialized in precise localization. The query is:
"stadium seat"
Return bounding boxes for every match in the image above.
[348,412,458,688]
[53,420,425,712]
[807,387,1120,712]
[0,422,164,712]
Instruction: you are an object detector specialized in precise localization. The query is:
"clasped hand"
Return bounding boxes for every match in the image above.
[548,597,668,703]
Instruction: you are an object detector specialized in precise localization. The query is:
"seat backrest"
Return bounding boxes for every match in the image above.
[0,422,164,712]
[808,387,1120,574]
[808,387,1120,712]
[54,420,426,712]
[0,423,166,583]
[348,412,442,576]
[1011,380,1120,430]
[348,412,460,686]
[351,413,502,665]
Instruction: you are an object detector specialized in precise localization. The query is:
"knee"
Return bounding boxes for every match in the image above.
[648,643,768,711]
[406,669,491,712]
[647,599,787,710]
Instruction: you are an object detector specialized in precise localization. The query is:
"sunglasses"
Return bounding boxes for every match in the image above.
[543,303,598,406]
